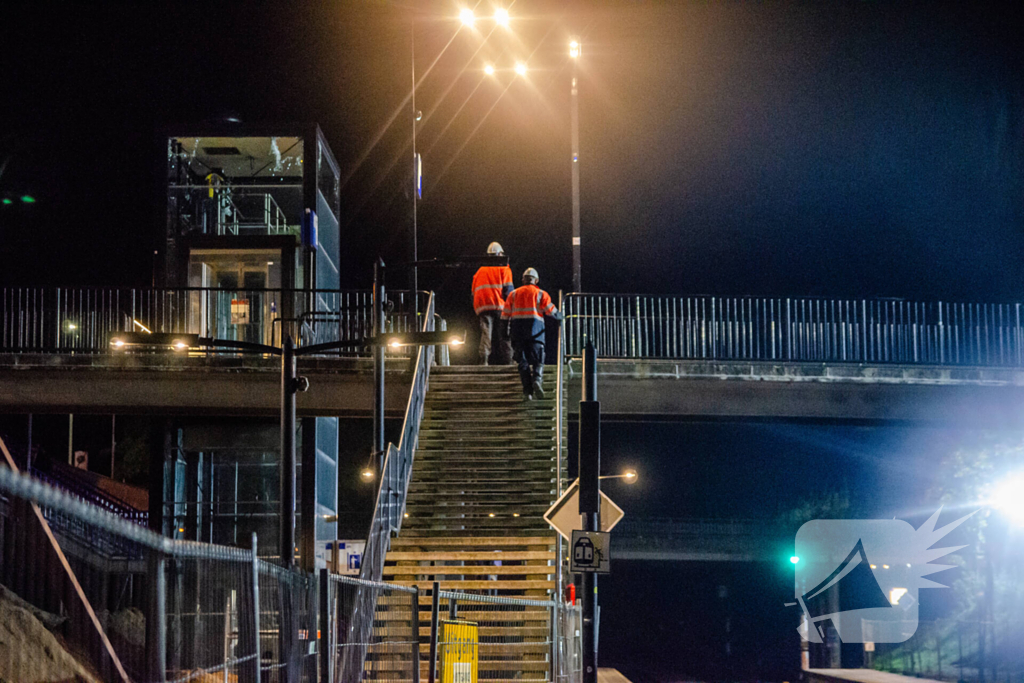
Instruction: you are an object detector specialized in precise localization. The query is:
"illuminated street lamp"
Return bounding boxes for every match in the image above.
[569,37,582,292]
[992,471,1024,526]
[494,7,510,28]
[599,468,638,483]
[460,7,474,27]
[484,63,495,76]
[514,61,528,76]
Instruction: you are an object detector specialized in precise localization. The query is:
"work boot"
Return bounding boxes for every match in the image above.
[532,381,545,400]
[523,388,533,401]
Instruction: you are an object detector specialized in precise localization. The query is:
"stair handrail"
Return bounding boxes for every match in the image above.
[342,292,435,683]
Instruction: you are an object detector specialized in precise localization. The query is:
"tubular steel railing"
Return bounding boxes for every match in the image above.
[342,293,436,680]
[564,293,1024,366]
[0,286,429,354]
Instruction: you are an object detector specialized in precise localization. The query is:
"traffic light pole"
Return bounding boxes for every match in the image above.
[579,341,600,683]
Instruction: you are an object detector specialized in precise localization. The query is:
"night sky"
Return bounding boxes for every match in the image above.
[2,2,1023,679]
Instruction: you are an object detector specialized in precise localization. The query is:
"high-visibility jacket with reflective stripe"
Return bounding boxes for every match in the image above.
[471,265,514,314]
[502,284,559,341]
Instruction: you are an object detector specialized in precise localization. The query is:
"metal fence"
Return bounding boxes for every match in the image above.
[564,293,1024,366]
[869,619,1024,683]
[433,588,581,683]
[324,574,419,683]
[0,451,317,683]
[0,454,583,683]
[0,287,428,354]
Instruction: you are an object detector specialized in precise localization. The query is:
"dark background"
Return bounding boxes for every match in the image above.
[2,1,1021,680]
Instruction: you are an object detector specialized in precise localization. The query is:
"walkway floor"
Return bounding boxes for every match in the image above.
[808,669,948,683]
[598,669,633,683]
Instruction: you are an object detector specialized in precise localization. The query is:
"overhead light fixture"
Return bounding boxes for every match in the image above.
[360,467,375,482]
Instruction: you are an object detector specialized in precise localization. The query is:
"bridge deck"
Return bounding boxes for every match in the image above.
[5,355,1024,424]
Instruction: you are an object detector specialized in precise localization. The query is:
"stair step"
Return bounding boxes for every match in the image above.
[391,536,554,547]
[385,551,555,561]
[387,580,554,591]
[383,565,553,576]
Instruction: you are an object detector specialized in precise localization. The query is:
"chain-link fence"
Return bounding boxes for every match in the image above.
[325,574,419,683]
[1,447,582,683]
[0,459,316,683]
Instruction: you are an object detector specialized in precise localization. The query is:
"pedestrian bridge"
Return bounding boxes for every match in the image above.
[4,288,1024,425]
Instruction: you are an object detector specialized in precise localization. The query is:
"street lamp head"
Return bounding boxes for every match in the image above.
[494,7,510,27]
[484,63,495,76]
[360,467,375,482]
[514,61,527,76]
[459,8,474,26]
[992,471,1024,527]
[569,39,580,59]
[622,468,638,483]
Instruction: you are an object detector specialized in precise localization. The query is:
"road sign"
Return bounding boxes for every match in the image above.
[544,479,624,541]
[570,530,611,574]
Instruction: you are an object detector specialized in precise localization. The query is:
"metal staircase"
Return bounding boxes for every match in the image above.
[380,365,566,682]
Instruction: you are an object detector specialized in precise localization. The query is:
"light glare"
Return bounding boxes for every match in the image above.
[360,467,375,482]
[494,7,509,27]
[790,556,800,564]
[569,40,580,59]
[484,64,495,76]
[459,8,474,26]
[514,62,527,76]
[992,472,1024,526]
[889,587,908,605]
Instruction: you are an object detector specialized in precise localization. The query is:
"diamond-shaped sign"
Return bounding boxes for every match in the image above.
[544,479,624,541]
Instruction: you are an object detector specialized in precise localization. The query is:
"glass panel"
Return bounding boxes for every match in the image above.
[167,136,304,238]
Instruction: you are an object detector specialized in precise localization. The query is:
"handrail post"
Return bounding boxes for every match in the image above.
[554,291,565,683]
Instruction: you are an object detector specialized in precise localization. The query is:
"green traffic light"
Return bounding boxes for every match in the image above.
[21,195,36,203]
[790,555,800,564]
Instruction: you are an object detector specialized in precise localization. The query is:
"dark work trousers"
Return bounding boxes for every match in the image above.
[478,312,512,365]
[512,339,545,394]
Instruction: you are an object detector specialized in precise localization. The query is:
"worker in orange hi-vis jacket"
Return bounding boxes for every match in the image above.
[502,267,564,399]
[471,242,515,365]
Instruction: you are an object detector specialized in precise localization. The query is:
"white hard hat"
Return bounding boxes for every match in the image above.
[522,267,539,283]
[487,242,504,255]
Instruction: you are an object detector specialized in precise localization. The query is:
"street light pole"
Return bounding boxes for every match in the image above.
[372,258,386,472]
[411,21,419,317]
[570,40,582,293]
[280,335,297,567]
[578,341,600,683]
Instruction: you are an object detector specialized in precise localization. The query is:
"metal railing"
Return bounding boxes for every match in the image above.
[1,443,580,683]
[432,588,582,683]
[0,286,429,354]
[359,291,436,584]
[564,293,1024,366]
[0,455,318,683]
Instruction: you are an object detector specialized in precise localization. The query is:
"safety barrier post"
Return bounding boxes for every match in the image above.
[411,586,421,683]
[146,550,167,683]
[428,581,440,683]
[320,568,331,683]
[251,532,262,683]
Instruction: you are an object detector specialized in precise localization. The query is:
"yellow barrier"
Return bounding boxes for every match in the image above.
[440,619,479,683]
